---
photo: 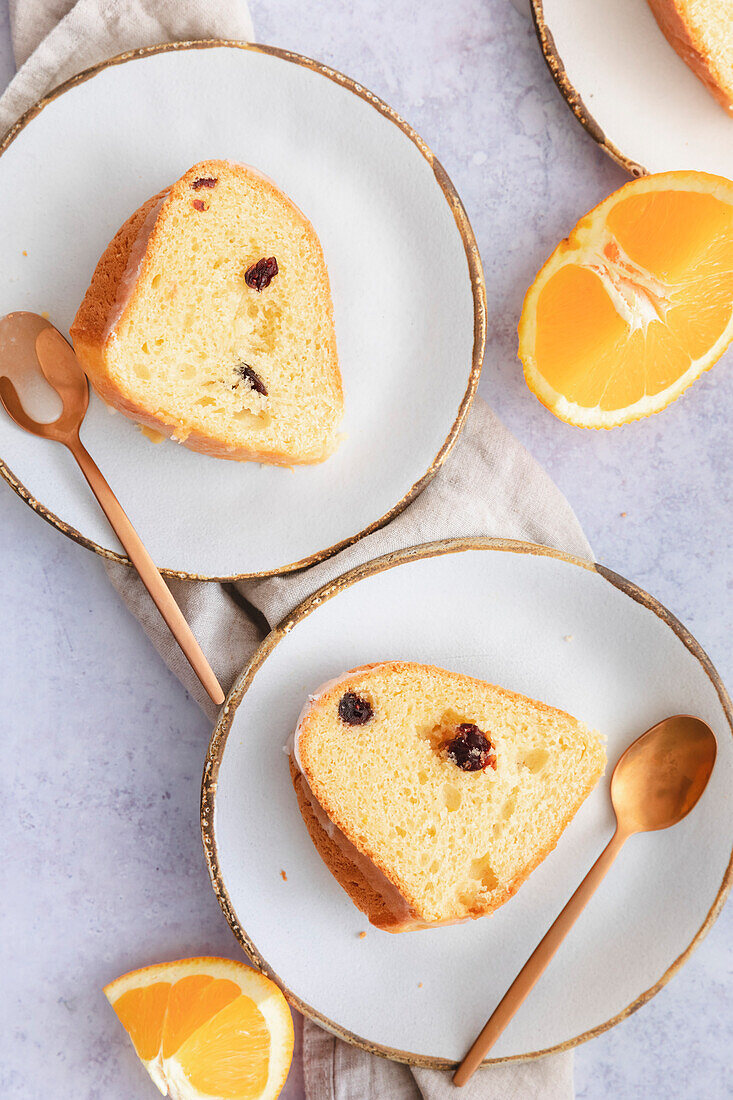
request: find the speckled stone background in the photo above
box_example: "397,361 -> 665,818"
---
0,2 -> 731,1098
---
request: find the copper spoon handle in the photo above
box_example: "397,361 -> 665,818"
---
453,826 -> 629,1086
67,434 -> 225,707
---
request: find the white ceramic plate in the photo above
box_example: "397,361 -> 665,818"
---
203,540 -> 732,1065
532,0 -> 733,177
0,43 -> 483,579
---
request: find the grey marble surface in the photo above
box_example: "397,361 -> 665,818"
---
1,2 -> 731,1098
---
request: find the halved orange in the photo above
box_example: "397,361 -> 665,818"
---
518,171 -> 733,427
104,958 -> 293,1100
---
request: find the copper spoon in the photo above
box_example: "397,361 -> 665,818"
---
454,714 -> 717,1086
0,312 -> 225,707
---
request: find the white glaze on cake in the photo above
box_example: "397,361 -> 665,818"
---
103,191 -> 169,343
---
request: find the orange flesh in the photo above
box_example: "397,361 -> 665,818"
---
175,994 -> 270,1098
533,190 -> 733,411
607,191 -> 733,282
162,975 -> 242,1058
113,982 -> 171,1061
111,974 -> 272,1098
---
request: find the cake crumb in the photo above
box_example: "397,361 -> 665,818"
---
280,870 -> 287,882
22,250 -> 27,257
564,634 -> 573,642
40,311 -> 50,320
620,511 -> 627,518
138,425 -> 166,444
358,931 -> 367,939
418,982 -> 423,989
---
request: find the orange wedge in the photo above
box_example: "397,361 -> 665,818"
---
105,958 -> 293,1100
518,171 -> 733,427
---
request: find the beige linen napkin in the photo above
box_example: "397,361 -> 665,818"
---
0,3 -> 586,1097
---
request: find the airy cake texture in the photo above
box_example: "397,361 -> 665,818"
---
647,0 -> 733,113
71,160 -> 343,464
290,662 -> 606,932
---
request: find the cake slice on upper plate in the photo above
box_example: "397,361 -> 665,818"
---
71,160 -> 343,465
290,661 -> 606,931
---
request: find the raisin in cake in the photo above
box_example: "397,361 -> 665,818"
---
289,662 -> 605,932
71,160 -> 343,465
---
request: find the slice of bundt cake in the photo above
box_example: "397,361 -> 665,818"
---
290,662 -> 605,932
71,160 -> 343,465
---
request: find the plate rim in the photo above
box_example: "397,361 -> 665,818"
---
530,0 -> 647,178
0,40 -> 486,582
201,535 -> 733,1066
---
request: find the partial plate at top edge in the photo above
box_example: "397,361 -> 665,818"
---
531,0 -> 733,179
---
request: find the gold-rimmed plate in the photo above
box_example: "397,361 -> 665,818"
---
0,42 -> 484,580
203,538 -> 732,1065
531,0 -> 733,178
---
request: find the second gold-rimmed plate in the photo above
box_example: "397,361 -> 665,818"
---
531,0 -> 733,177
203,539 -> 732,1065
0,42 -> 484,580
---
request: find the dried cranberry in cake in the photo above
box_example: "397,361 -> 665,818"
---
245,256 -> 279,290
192,199 -> 206,211
192,177 -> 218,189
338,691 -> 373,726
234,363 -> 267,395
445,723 -> 496,772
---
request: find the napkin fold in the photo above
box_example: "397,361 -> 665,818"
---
0,2 -> 588,1096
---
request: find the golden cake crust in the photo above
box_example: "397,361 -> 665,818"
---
70,161 -> 342,465
290,760 -> 408,932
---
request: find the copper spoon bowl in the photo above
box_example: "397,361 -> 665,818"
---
454,714 -> 717,1086
0,311 -> 224,706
